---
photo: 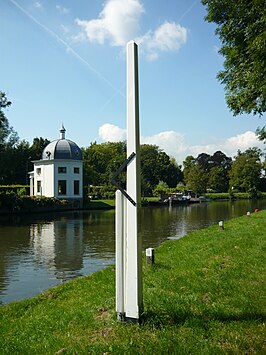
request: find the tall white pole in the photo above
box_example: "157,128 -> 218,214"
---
125,41 -> 143,321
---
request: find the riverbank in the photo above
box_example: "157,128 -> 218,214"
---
1,211 -> 265,354
1,193 -> 266,215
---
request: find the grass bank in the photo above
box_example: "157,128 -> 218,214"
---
205,192 -> 266,200
84,199 -> 115,210
1,211 -> 265,354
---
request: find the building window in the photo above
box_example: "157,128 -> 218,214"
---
74,180 -> 80,195
58,180 -> 67,195
36,168 -> 41,175
37,181 -> 41,193
74,167 -> 79,174
58,167 -> 67,173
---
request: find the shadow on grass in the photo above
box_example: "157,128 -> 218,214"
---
141,309 -> 266,328
144,262 -> 172,272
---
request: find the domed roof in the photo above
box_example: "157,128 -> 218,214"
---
42,125 -> 82,161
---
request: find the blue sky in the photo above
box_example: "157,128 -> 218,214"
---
1,0 -> 265,164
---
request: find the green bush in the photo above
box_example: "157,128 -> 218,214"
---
0,185 -> 30,195
0,194 -> 72,213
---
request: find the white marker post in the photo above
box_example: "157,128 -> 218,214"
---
115,41 -> 143,323
125,41 -> 143,322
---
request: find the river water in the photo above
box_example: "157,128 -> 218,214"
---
1,199 -> 265,304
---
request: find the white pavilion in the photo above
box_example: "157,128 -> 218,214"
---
29,125 -> 83,202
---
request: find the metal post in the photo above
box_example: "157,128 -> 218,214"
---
125,41 -> 143,322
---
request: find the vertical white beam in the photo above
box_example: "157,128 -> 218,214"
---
115,190 -> 125,320
125,41 -> 143,321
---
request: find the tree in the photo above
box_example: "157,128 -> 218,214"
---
183,155 -> 196,184
183,151 -> 232,193
140,144 -> 182,195
0,140 -> 31,184
196,153 -> 212,172
211,150 -> 232,171
202,0 -> 266,116
30,137 -> 51,160
207,151 -> 232,191
208,166 -> 229,192
152,181 -> 169,197
229,148 -> 262,196
0,91 -> 18,148
186,165 -> 208,195
82,141 -> 126,187
256,126 -> 266,144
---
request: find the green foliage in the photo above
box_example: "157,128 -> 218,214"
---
30,137 -> 51,160
0,91 -> 19,148
176,181 -> 186,192
208,166 -> 229,192
202,0 -> 266,116
205,192 -> 230,200
83,142 -> 182,197
186,165 -> 208,195
141,144 -> 182,195
0,191 -> 22,211
184,151 -> 233,194
0,193 -> 71,213
229,148 -> 262,196
183,155 -> 196,183
152,180 -> 169,197
0,185 -> 29,194
256,126 -> 266,144
83,141 -> 127,187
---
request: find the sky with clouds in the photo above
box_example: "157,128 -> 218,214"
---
1,0 -> 265,164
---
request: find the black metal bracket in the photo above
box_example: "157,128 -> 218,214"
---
110,152 -> 136,206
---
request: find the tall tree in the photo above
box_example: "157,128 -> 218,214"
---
82,141 -> 126,187
184,151 -> 232,193
183,155 -> 196,184
208,166 -> 229,192
186,165 -> 208,196
0,91 -> 18,148
229,148 -> 262,196
202,0 -> 266,116
211,150 -> 232,171
30,137 -> 51,160
196,153 -> 212,172
140,144 -> 181,195
256,126 -> 266,144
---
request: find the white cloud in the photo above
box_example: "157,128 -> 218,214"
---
137,22 -> 187,61
56,5 -> 70,15
223,131 -> 259,152
34,1 -> 42,9
99,123 -> 126,142
75,0 -> 187,60
75,0 -> 144,46
141,131 -> 187,159
98,124 -> 264,163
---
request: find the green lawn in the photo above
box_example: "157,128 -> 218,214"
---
0,211 -> 265,354
84,199 -> 116,209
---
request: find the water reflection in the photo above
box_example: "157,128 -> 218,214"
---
30,218 -> 84,280
0,210 -> 115,304
1,199 -> 266,304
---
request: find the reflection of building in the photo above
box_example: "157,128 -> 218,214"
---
29,125 -> 83,202
30,217 -> 84,279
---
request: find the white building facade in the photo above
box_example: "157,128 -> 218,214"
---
29,126 -> 83,202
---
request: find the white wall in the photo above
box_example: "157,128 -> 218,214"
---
53,160 -> 83,199
33,160 -> 83,199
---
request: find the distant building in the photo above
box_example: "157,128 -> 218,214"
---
29,125 -> 83,203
